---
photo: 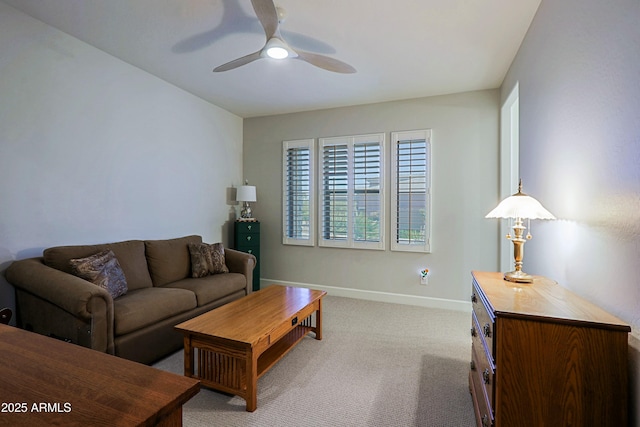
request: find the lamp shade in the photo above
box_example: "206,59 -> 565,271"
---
236,185 -> 257,203
486,180 -> 554,220
485,192 -> 555,220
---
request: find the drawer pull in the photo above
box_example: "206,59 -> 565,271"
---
483,368 -> 491,385
246,236 -> 252,241
247,249 -> 253,254
470,360 -> 476,371
482,414 -> 490,427
471,327 -> 477,337
247,225 -> 252,230
471,293 -> 477,303
483,323 -> 492,338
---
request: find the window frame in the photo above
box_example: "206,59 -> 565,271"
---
390,129 -> 432,253
318,133 -> 385,250
282,139 -> 316,246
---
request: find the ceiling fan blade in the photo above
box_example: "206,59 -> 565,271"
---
213,50 -> 262,72
251,0 -> 279,39
295,50 -> 356,74
281,30 -> 336,55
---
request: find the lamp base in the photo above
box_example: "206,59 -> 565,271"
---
240,202 -> 253,219
504,270 -> 534,283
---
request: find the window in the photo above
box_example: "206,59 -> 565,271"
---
319,134 -> 385,250
282,139 -> 315,246
391,130 -> 431,252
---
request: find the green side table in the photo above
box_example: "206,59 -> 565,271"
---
234,221 -> 260,291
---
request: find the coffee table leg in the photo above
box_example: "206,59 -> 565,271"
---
315,299 -> 323,341
246,349 -> 258,412
183,336 -> 194,377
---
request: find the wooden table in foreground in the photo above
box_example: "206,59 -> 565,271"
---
175,285 -> 326,412
0,324 -> 200,426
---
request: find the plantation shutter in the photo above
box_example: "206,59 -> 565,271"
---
391,130 -> 431,252
353,142 -> 381,243
283,139 -> 315,246
320,134 -> 385,250
321,142 -> 348,242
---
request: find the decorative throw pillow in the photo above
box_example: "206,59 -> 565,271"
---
188,243 -> 213,278
209,242 -> 229,274
69,250 -> 128,299
188,242 -> 229,278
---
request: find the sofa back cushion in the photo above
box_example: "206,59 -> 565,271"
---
145,235 -> 202,287
43,240 -> 153,291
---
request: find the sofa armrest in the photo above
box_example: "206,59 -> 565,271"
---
5,257 -> 115,353
225,248 -> 256,294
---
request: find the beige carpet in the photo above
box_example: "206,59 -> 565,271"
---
153,295 -> 476,427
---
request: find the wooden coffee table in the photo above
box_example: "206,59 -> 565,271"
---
175,285 -> 326,411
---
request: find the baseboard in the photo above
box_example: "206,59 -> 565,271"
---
260,278 -> 472,312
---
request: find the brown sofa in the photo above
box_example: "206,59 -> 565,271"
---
5,235 -> 256,364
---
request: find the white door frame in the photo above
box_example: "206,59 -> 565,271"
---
499,82 -> 520,272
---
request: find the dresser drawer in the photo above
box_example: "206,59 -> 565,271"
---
472,280 -> 495,361
236,232 -> 259,245
236,222 -> 260,234
470,344 -> 494,427
471,312 -> 494,412
242,246 -> 259,257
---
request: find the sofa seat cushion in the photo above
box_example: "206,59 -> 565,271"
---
43,240 -> 153,291
145,235 -> 202,287
113,287 -> 197,336
162,273 -> 246,307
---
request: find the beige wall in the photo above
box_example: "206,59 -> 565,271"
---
501,0 -> 640,423
0,3 -> 244,314
244,90 -> 500,308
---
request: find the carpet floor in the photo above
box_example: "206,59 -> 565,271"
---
153,295 -> 476,427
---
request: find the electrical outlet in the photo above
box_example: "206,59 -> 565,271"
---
420,269 -> 429,285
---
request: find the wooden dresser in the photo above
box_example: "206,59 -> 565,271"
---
234,220 -> 260,291
469,271 -> 630,427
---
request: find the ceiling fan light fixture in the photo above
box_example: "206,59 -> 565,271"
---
213,0 -> 354,73
267,46 -> 288,59
263,37 -> 290,59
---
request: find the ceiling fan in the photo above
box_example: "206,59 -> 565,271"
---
213,0 -> 356,74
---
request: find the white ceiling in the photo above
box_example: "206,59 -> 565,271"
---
3,0 -> 541,118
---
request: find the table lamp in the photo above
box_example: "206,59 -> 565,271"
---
236,181 -> 257,220
485,180 -> 555,283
